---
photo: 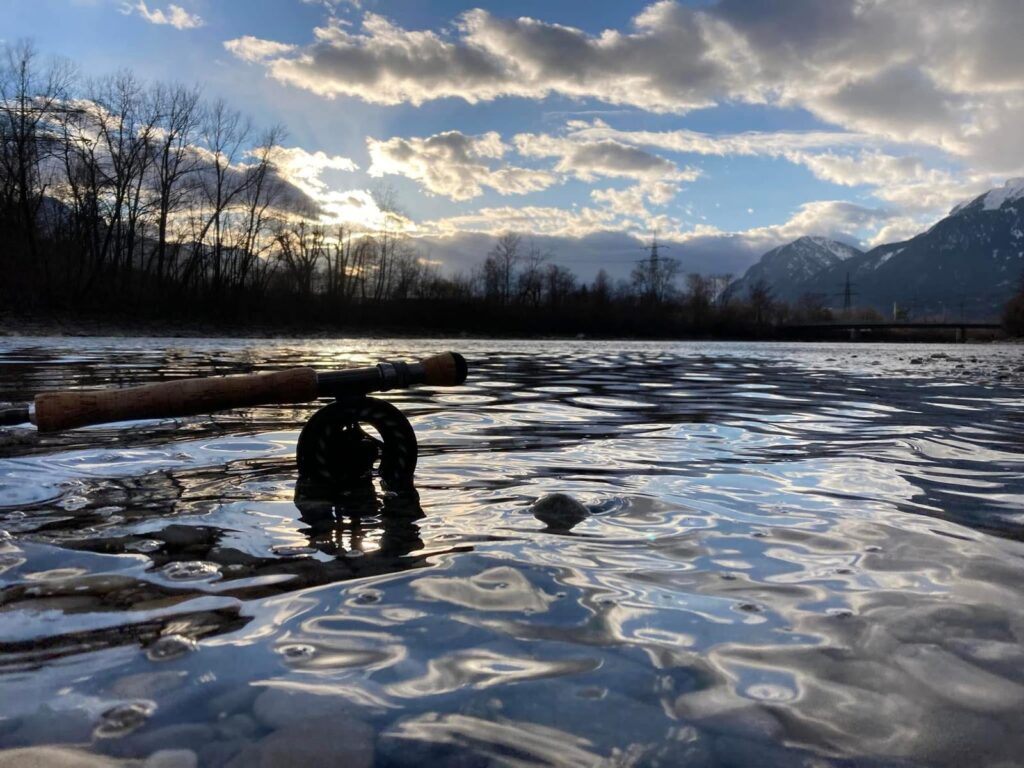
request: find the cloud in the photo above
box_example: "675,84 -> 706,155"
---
418,185 -> 685,242
259,145 -> 404,229
783,150 -> 1004,214
561,119 -> 875,158
266,146 -> 358,190
415,193 -> 902,280
590,182 -> 680,217
223,7 -> 730,110
123,1 -> 203,30
746,200 -> 898,247
513,133 -> 700,183
366,130 -> 557,201
223,37 -> 296,63
225,1 -> 1024,167
561,119 -> 1005,219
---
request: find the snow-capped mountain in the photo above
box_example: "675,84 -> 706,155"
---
797,180 -> 1024,319
723,236 -> 862,304
951,177 -> 1024,215
724,179 -> 1024,320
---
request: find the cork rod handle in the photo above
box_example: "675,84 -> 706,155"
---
420,352 -> 468,387
34,367 -> 319,433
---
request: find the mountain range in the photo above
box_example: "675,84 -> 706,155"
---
724,178 -> 1024,320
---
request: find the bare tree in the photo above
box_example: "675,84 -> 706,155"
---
276,220 -> 324,299
195,98 -> 252,295
90,73 -> 159,291
684,273 -> 714,327
149,82 -> 201,286
0,41 -> 74,296
543,263 -> 576,308
516,241 -> 546,307
747,278 -> 775,327
489,231 -> 521,306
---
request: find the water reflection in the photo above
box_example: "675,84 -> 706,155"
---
0,338 -> 1023,766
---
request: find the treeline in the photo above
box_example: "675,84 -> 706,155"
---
1004,277 -> 1024,337
2,42 -> 842,337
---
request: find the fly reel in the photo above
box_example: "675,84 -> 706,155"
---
296,396 -> 418,491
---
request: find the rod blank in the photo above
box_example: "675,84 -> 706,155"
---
8,352 -> 468,433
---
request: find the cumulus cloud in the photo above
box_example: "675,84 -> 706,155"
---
258,145 -> 404,229
590,182 -> 680,217
224,1 -> 1024,167
265,145 -> 357,198
223,37 -> 296,63
419,180 -> 685,239
783,150 -> 1003,214
513,133 -> 700,183
415,200 -> 898,282
366,130 -> 557,201
560,120 -> 1005,218
123,1 -> 203,30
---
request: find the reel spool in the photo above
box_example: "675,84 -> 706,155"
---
296,396 -> 417,491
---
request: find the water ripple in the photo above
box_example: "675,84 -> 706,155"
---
1,338 -> 1023,765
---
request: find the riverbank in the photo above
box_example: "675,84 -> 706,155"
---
1,311 -> 1016,343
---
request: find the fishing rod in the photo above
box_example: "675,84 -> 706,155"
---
0,352 -> 468,489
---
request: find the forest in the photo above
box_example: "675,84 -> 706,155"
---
5,42 -> 1016,338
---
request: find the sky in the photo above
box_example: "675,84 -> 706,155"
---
5,0 -> 1024,279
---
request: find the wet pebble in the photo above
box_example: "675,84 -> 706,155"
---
215,714 -> 259,741
199,739 -> 248,768
270,545 -> 316,557
206,686 -> 259,719
0,705 -> 94,748
0,747 -> 126,768
351,589 -> 382,605
252,688 -> 362,730
712,735 -> 800,768
225,716 -> 373,768
146,634 -> 198,662
531,493 -> 590,531
109,723 -> 212,759
142,749 -> 199,768
111,671 -> 187,700
276,643 -> 317,662
126,539 -> 163,554
94,700 -> 156,738
159,561 -> 220,581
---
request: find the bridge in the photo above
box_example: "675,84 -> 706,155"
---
782,321 -> 1003,342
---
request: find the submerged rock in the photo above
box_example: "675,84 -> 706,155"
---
142,751 -> 198,768
251,687 -> 362,731
94,700 -> 156,739
531,493 -> 590,531
0,705 -> 94,748
0,747 -> 125,768
145,634 -> 198,662
226,716 -> 373,768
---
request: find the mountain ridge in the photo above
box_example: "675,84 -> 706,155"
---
725,180 -> 1024,320
722,236 -> 862,305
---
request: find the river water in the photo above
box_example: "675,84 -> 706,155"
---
1,337 -> 1023,767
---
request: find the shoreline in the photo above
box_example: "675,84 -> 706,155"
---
1,312 -> 1015,344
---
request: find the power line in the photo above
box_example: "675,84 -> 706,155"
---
833,272 -> 858,310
